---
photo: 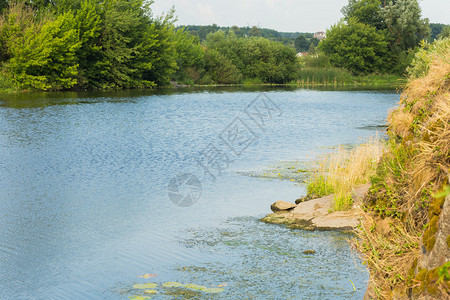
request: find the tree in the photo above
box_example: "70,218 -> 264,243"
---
205,31 -> 297,83
230,25 -> 242,37
204,49 -> 241,84
294,35 -> 308,52
342,0 -> 384,30
381,0 -> 430,51
308,42 -> 316,55
310,37 -> 320,47
438,26 -> 450,40
429,23 -> 448,41
172,27 -> 205,83
319,18 -> 389,74
140,13 -> 178,86
248,26 -> 261,37
1,2 -> 80,90
71,0 -> 103,88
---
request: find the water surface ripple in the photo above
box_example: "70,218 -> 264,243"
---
0,87 -> 399,299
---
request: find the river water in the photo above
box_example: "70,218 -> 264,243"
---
0,87 -> 399,299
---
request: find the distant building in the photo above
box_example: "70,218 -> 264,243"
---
296,52 -> 308,58
314,31 -> 326,40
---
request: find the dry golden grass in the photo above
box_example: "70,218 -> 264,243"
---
308,138 -> 386,210
411,94 -> 450,193
357,39 -> 450,299
390,41 -> 449,140
388,109 -> 415,139
386,40 -> 450,222
353,210 -> 421,299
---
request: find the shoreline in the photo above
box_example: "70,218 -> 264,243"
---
0,80 -> 404,95
260,184 -> 378,298
260,184 -> 370,233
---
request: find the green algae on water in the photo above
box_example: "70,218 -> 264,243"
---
132,283 -> 158,289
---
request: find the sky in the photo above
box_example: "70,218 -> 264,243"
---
151,0 -> 450,33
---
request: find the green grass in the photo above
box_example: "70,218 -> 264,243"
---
296,67 -> 405,87
297,67 -> 353,85
333,193 -> 353,211
241,77 -> 265,84
306,174 -> 335,197
306,139 -> 386,211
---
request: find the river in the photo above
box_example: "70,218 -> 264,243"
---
0,86 -> 399,299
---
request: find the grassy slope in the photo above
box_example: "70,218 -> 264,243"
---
356,38 -> 450,299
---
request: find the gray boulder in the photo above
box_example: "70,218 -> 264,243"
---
270,201 -> 296,212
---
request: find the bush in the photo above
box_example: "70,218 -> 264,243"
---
319,18 -> 389,74
204,49 -> 242,84
205,31 -> 298,83
406,38 -> 450,79
0,2 -> 80,90
300,53 -> 331,68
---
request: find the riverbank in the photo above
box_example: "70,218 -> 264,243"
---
261,184 -> 370,232
353,38 -> 450,299
261,38 -> 449,299
0,74 -> 405,95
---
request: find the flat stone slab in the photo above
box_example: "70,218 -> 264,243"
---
261,184 -> 370,231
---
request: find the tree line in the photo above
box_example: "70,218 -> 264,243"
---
0,0 -> 302,90
183,24 -> 314,47
0,0 -> 448,91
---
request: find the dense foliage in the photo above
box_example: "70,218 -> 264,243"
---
321,0 -> 431,75
0,0 -> 448,91
429,23 -> 449,41
0,0 -> 300,91
0,0 -> 181,90
320,18 -> 389,74
204,31 -> 298,84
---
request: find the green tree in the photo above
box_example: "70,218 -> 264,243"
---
381,0 -> 430,51
438,26 -> 450,39
248,26 -> 261,37
1,1 -> 80,90
319,18 -> 389,74
308,42 -> 316,54
204,49 -> 241,84
71,0 -> 103,88
172,27 -> 205,83
310,37 -> 320,47
230,25 -> 242,37
75,0 -> 177,88
205,31 -> 297,83
294,35 -> 308,52
95,0 -> 153,88
140,12 -> 178,86
342,0 -> 384,30
429,23 -> 448,41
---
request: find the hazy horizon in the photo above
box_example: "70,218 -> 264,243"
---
152,0 -> 450,33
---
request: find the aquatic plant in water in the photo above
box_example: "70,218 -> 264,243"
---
125,280 -> 225,298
